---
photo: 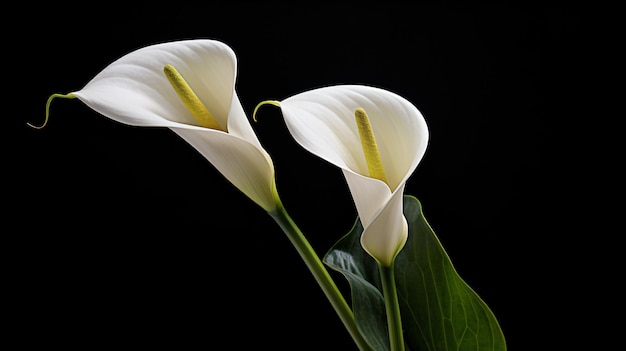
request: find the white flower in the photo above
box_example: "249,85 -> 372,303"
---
60,39 -> 279,212
269,85 -> 429,265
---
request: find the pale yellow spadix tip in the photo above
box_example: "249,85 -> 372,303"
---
163,64 -> 222,130
355,107 -> 388,184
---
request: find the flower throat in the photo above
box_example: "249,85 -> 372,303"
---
355,107 -> 388,184
163,64 -> 223,130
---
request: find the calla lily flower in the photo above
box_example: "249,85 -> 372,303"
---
266,85 -> 429,266
46,39 -> 279,212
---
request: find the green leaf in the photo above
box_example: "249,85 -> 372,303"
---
324,195 -> 506,351
324,217 -> 390,351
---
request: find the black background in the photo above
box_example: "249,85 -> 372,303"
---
9,3 -> 595,350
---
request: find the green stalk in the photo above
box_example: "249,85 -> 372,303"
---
269,200 -> 373,351
378,262 -> 405,351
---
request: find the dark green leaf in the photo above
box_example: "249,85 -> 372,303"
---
324,195 -> 506,351
324,218 -> 389,351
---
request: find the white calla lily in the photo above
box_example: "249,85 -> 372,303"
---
48,39 -> 279,212
270,85 -> 429,266
38,41 -> 373,348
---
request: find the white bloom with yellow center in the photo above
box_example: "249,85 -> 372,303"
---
46,39 -> 279,212
269,85 -> 429,266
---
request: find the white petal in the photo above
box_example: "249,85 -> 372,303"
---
72,39 -> 237,129
360,188 -> 408,266
345,169 -> 408,266
342,169 -> 391,228
171,127 -> 277,212
227,92 -> 265,150
278,85 -> 429,192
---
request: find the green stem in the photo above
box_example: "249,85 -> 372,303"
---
378,262 -> 405,351
269,200 -> 373,351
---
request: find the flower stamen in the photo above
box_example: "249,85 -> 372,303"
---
355,107 -> 388,184
163,64 -> 223,130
